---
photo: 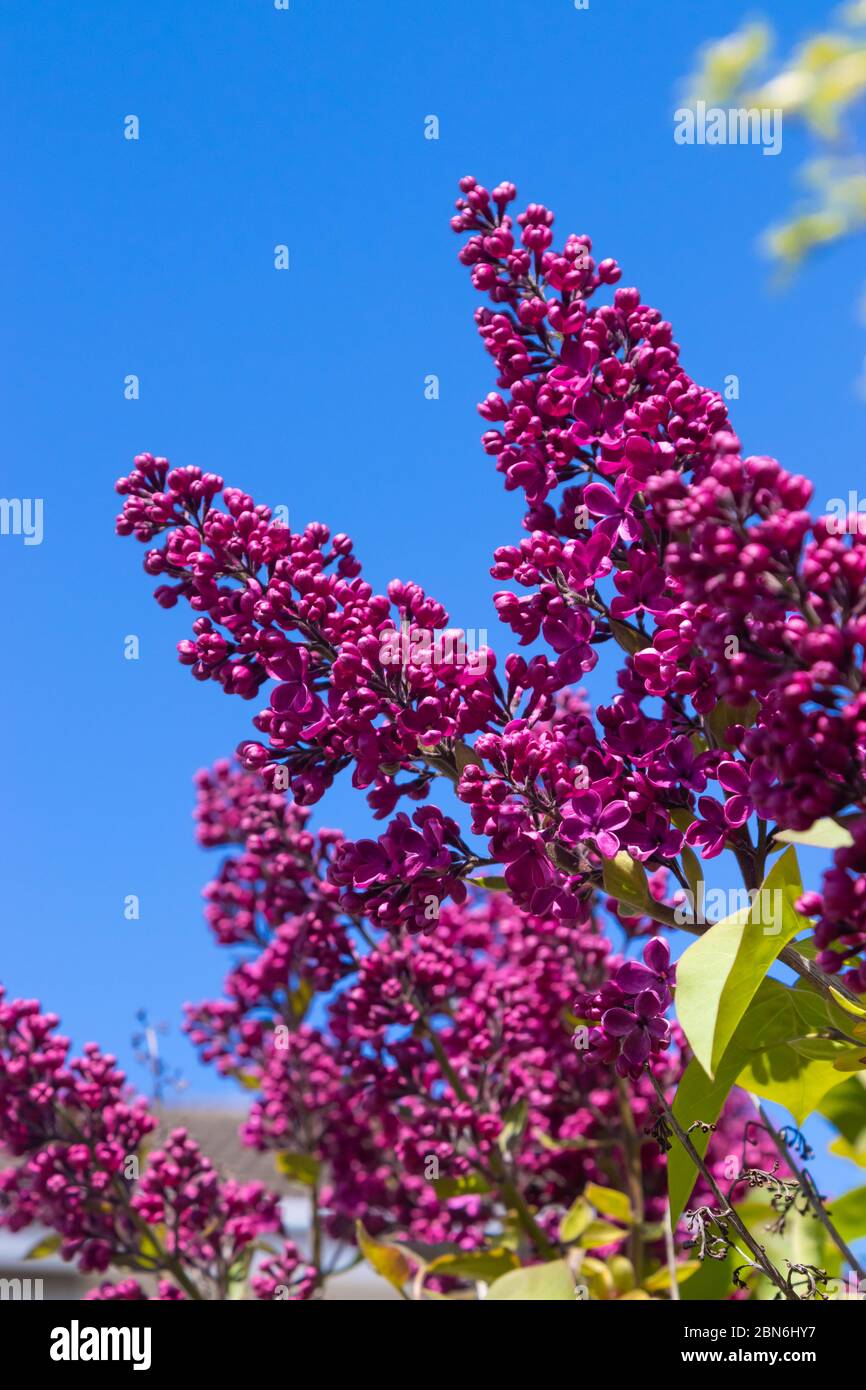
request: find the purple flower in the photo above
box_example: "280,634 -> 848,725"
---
646,734 -> 711,793
717,761 -> 752,827
610,549 -> 671,618
560,790 -> 631,859
502,830 -> 558,902
541,607 -> 595,683
685,797 -> 729,859
268,646 -> 317,717
602,990 -> 669,1069
584,477 -> 642,544
615,937 -> 674,1005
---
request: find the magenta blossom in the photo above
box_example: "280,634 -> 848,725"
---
560,790 -> 630,859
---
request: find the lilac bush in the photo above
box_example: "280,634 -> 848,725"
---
3,176 -> 866,1300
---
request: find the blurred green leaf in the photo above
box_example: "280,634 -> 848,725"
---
485,1259 -> 574,1301
583,1183 -> 633,1225
356,1221 -> 410,1292
433,1173 -> 492,1199
275,1152 -> 320,1186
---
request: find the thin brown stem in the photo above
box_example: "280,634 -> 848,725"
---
756,1102 -> 866,1284
647,1070 -> 796,1300
614,1075 -> 646,1282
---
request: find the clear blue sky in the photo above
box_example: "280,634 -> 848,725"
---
2,0 -> 865,1192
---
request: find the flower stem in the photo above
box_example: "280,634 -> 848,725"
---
646,1069 -> 797,1300
756,1102 -> 866,1284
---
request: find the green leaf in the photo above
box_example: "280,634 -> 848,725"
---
705,697 -> 759,750
485,1259 -> 574,1301
669,978 -> 814,1225
25,1233 -> 62,1260
828,986 -> 866,1020
433,1173 -> 492,1199
642,1260 -> 700,1292
608,1255 -> 636,1292
454,739 -> 484,772
825,1185 -> 866,1244
610,619 -> 652,655
820,1074 -> 866,1142
498,1099 -> 529,1155
559,1196 -> 593,1243
787,1036 -> 848,1060
829,1135 -> 866,1168
467,875 -> 508,891
669,1050 -> 751,1229
833,1048 -> 866,1072
737,1036 -> 853,1123
670,973 -> 856,1223
274,1152 -> 321,1185
136,1228 -> 166,1264
536,1130 -> 603,1152
602,851 -> 650,911
576,1220 -> 629,1248
356,1221 -> 411,1292
426,1248 -> 520,1282
676,847 -> 809,1078
773,819 -> 854,850
289,977 -> 314,1021
583,1183 -> 633,1225
679,1246 -> 740,1301
680,844 -> 704,908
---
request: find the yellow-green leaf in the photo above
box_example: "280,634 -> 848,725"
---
829,985 -> 866,1020
670,978 -> 815,1224
433,1173 -> 492,1199
426,1248 -> 519,1282
676,847 -> 809,1078
610,620 -> 652,655
485,1259 -> 574,1301
643,1260 -> 700,1292
820,1074 -> 866,1143
829,1135 -> 866,1168
583,1183 -> 633,1225
680,844 -> 704,908
274,1152 -> 320,1185
559,1196 -> 593,1243
356,1221 -> 411,1292
25,1233 -> 62,1260
705,698 -> 759,750
454,739 -> 484,772
773,818 -> 853,850
824,1185 -> 866,1243
289,977 -> 314,1021
576,1219 -> 629,1248
602,851 -> 650,911
738,1039 -> 855,1123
